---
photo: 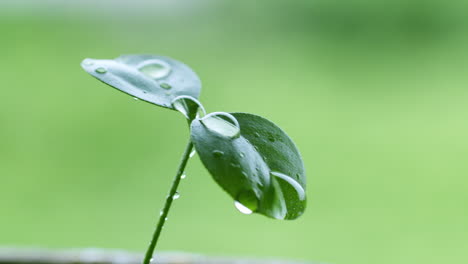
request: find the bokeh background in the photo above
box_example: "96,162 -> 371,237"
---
1,1 -> 468,263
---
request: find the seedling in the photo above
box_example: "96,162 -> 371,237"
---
81,55 -> 307,263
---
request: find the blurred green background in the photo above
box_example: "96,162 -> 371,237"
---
1,1 -> 468,263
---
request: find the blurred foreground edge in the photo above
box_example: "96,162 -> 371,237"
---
0,248 -> 320,264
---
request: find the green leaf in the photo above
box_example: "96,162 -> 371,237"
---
80,55 -> 201,109
190,112 -> 306,220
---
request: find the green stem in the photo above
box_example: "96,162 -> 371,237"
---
142,139 -> 194,264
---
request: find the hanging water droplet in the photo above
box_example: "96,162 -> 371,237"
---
181,174 -> 187,179
171,96 -> 206,120
189,150 -> 196,158
173,192 -> 180,199
160,83 -> 172,89
95,67 -> 107,74
138,59 -> 171,80
165,217 -> 168,221
212,150 -> 224,158
150,258 -> 154,263
235,190 -> 258,214
159,210 -> 163,216
234,201 -> 253,215
200,112 -> 240,139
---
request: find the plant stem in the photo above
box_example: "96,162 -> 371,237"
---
142,139 -> 194,264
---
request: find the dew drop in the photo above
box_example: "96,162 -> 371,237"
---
138,60 -> 171,80
254,132 -> 260,138
95,67 -> 107,74
159,210 -> 163,216
133,97 -> 139,101
270,171 -> 306,201
150,258 -> 154,263
173,192 -> 180,199
165,217 -> 168,221
234,201 -> 253,215
212,150 -> 224,158
234,190 -> 258,215
200,113 -> 240,139
239,152 -> 245,158
160,83 -> 172,89
230,163 -> 241,168
82,59 -> 94,66
189,150 -> 196,158
181,174 -> 187,179
171,96 -> 206,120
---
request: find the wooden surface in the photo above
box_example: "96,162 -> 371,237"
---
0,248 -> 316,264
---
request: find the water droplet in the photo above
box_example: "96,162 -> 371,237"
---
239,152 -> 245,158
234,190 -> 258,215
270,171 -> 306,201
181,174 -> 187,179
133,97 -> 139,101
189,150 -> 196,158
82,59 -> 94,66
150,258 -> 154,263
160,83 -> 172,89
171,96 -> 206,120
95,67 -> 107,74
159,210 -> 163,216
138,59 -> 171,80
173,192 -> 180,199
254,132 -> 260,138
165,217 -> 168,221
241,171 -> 248,177
212,150 -> 224,158
200,112 -> 240,139
234,201 -> 253,215
230,163 -> 241,168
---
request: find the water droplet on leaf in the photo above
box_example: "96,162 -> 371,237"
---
138,60 -> 171,80
160,83 -> 172,89
200,113 -> 240,139
95,67 -> 107,74
171,96 -> 206,120
82,59 -> 94,66
270,171 -> 306,201
212,150 -> 224,158
173,192 -> 180,199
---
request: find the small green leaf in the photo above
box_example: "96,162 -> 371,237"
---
81,55 -> 201,109
190,112 -> 306,220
